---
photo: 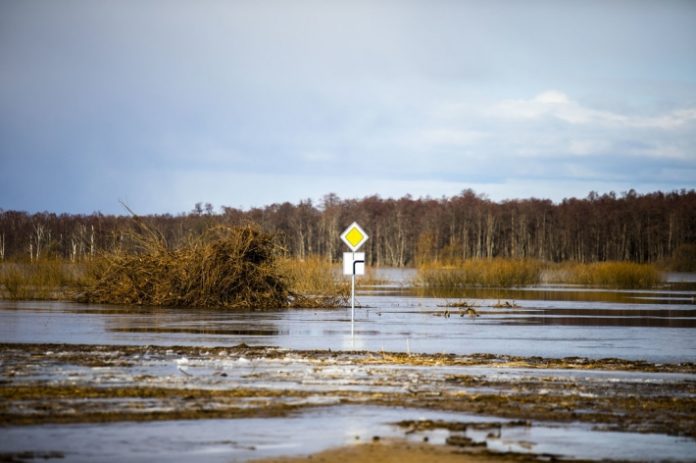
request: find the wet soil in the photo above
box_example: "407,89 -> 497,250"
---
2,343 -> 694,438
249,439 -> 551,463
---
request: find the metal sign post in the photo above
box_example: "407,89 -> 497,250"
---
340,222 -> 368,343
351,251 -> 355,337
343,251 -> 365,336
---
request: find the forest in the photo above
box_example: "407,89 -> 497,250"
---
1,189 -> 695,268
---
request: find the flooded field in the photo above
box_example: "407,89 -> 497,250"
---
2,286 -> 694,362
1,276 -> 695,462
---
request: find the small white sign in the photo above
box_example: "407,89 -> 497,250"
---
343,252 -> 365,276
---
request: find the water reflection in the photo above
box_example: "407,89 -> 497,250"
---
109,327 -> 283,336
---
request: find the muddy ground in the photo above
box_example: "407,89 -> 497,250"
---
249,439 -> 551,463
1,343 -> 694,440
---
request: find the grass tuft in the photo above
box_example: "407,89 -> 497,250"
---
418,259 -> 543,289
555,261 -> 662,289
0,260 -> 87,300
277,256 -> 349,308
419,259 -> 663,290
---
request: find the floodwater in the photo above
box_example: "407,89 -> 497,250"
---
1,272 -> 695,462
1,284 -> 695,362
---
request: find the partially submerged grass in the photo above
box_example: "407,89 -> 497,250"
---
550,261 -> 663,289
277,256 -> 349,307
418,259 -> 543,289
418,258 -> 663,290
0,260 -> 88,300
360,266 -> 390,286
0,251 -> 667,306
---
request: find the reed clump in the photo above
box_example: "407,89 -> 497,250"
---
559,261 -> 662,289
277,256 -> 349,308
0,260 -> 88,300
418,259 -> 544,289
419,259 -> 662,290
81,225 -> 293,309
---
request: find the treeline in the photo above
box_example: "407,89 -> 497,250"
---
1,189 -> 695,267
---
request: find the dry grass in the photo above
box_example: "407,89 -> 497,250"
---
277,256 -> 349,308
418,259 -> 663,290
552,261 -> 662,289
418,259 -> 544,289
0,260 -> 88,300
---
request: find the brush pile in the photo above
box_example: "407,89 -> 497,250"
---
82,225 -> 294,309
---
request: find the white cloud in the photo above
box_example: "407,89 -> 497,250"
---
490,91 -> 696,130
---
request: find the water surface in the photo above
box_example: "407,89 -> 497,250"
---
1,285 -> 695,362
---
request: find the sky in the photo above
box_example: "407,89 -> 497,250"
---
1,0 -> 695,215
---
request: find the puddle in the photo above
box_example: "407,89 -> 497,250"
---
1,405 -> 694,462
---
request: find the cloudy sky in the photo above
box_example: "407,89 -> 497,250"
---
1,0 -> 695,214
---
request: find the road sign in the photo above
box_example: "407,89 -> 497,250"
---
340,222 -> 369,342
340,222 -> 369,252
343,252 -> 365,276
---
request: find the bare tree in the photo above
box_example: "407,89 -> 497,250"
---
0,190 -> 693,265
33,223 -> 45,261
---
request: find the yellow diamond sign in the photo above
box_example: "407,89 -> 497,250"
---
345,228 -> 364,247
340,222 -> 368,252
